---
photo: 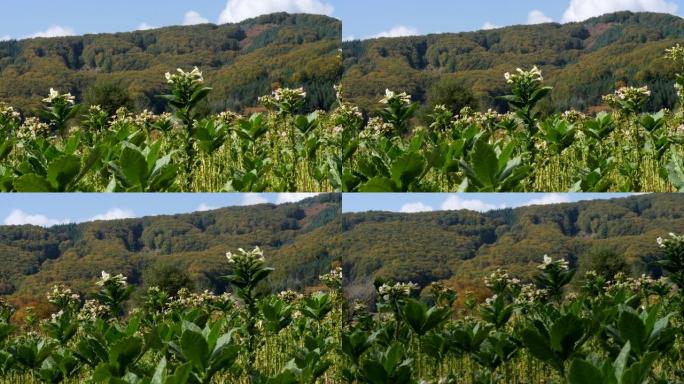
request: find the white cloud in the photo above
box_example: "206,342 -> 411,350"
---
562,0 -> 678,22
441,195 -> 505,212
400,202 -> 434,213
0,36 -> 10,41
520,193 -> 572,207
184,10 -> 209,25
196,203 -> 218,212
343,35 -> 356,41
481,22 -> 500,30
28,25 -> 76,39
276,193 -> 320,204
370,25 -> 419,39
4,210 -> 70,227
528,10 -> 554,24
241,193 -> 270,206
219,0 -> 334,24
89,208 -> 135,222
137,23 -> 155,31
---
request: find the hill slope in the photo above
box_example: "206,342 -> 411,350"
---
0,194 -> 342,301
342,11 -> 684,113
0,13 -> 341,114
341,194 -> 684,301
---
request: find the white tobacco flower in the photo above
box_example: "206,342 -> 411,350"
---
226,246 -> 265,266
379,89 -> 411,105
485,295 -> 498,305
96,271 -> 127,288
42,88 -> 60,103
539,255 -> 553,270
42,88 -> 75,104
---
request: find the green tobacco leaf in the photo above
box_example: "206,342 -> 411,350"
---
359,177 -> 397,192
618,311 -> 645,356
120,146 -> 148,187
521,328 -> 561,372
109,336 -> 142,375
13,174 -> 53,192
464,140 -> 498,188
402,299 -> 428,335
667,151 -> 684,191
46,154 -> 81,191
181,330 -> 209,371
390,152 -> 426,191
567,359 -> 604,384
549,314 -> 585,355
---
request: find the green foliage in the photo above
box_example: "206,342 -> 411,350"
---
423,77 -> 478,119
583,247 -> 630,280
82,81 -> 133,116
144,262 -> 195,295
459,140 -> 529,192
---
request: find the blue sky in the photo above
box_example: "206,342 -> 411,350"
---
343,193 -> 640,213
1,1 -> 682,41
0,193 -> 319,227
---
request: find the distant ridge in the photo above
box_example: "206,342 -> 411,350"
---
342,11 -> 684,113
340,194 -> 684,302
0,13 -> 341,114
0,194 -> 342,304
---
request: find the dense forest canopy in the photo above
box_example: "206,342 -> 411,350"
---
342,11 -> 684,114
0,194 -> 342,308
341,194 -> 684,302
0,13 -> 342,114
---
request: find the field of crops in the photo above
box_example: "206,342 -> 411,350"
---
339,45 -> 684,193
0,68 -> 342,193
0,248 -> 343,383
3,46 -> 684,193
341,233 -> 684,384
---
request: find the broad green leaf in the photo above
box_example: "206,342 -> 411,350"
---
14,174 -> 52,192
567,359 -> 604,384
181,330 -> 209,371
119,146 -> 148,187
46,154 -> 81,190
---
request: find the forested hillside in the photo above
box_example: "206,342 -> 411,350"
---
0,194 -> 342,308
342,11 -> 684,113
0,13 -> 341,114
341,194 -> 684,302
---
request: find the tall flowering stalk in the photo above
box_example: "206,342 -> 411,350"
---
160,67 -> 212,190
666,44 -> 684,106
534,255 -> 575,303
41,88 -> 79,136
161,67 -> 211,127
0,103 -> 21,138
501,66 -> 552,139
658,233 -> 684,289
93,271 -> 133,319
221,247 -> 274,374
378,89 -> 419,134
260,87 -> 308,191
603,86 -> 651,116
